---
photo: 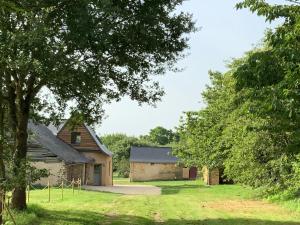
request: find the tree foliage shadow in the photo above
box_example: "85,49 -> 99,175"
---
16,205 -> 300,225
158,184 -> 210,195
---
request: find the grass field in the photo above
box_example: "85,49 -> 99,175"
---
6,178 -> 300,225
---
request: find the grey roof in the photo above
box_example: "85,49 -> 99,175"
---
84,124 -> 113,156
47,121 -> 67,136
48,121 -> 112,156
130,147 -> 178,164
28,122 -> 91,164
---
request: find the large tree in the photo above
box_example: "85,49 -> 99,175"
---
141,126 -> 178,145
175,71 -> 236,169
176,0 -> 300,196
0,0 -> 195,210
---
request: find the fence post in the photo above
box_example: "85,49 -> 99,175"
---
77,178 -> 80,194
62,180 -> 64,200
27,184 -> 30,203
72,178 -> 75,196
48,180 -> 50,203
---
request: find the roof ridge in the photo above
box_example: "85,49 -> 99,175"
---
83,124 -> 113,156
28,121 -> 91,164
130,146 -> 178,164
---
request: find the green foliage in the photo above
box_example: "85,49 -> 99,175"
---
117,158 -> 130,178
141,126 -> 179,146
101,125 -> 177,176
3,159 -> 48,191
0,0 -> 196,124
0,0 -> 195,209
177,66 -> 300,196
236,0 -> 300,22
101,133 -> 154,176
175,71 -> 236,169
176,0 -> 300,197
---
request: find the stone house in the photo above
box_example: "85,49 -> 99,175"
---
129,146 -> 197,182
28,120 -> 113,186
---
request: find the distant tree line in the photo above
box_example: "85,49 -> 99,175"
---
101,126 -> 178,177
175,0 -> 300,198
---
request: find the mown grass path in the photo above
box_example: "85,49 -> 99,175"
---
10,179 -> 300,225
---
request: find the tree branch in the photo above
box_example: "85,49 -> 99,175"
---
286,0 -> 300,5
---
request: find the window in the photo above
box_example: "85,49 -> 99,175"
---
71,132 -> 81,145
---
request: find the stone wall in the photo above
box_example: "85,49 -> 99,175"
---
130,162 -> 184,181
31,161 -> 66,186
57,123 -> 113,186
83,152 -> 113,186
65,164 -> 85,182
31,154 -> 113,186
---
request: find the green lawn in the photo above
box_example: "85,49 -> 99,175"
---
6,179 -> 300,225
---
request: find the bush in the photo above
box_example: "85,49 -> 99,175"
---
117,158 -> 130,178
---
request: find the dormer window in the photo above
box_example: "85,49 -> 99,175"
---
71,132 -> 81,145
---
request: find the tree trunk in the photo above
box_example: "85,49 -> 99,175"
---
0,132 -> 4,224
0,193 -> 3,225
0,133 -> 4,224
5,74 -> 38,211
11,115 -> 28,210
0,80 -> 6,224
12,186 -> 26,210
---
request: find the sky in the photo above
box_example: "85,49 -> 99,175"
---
96,0 -> 283,136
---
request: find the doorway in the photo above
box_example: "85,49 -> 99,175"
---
93,164 -> 102,186
189,167 -> 197,180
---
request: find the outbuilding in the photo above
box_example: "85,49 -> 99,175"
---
28,120 -> 113,186
129,146 -> 197,182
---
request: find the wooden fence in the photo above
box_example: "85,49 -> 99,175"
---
27,178 -> 82,203
0,178 -> 82,224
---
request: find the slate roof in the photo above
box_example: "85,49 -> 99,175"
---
28,122 -> 91,164
84,124 -> 113,156
48,121 -> 112,156
47,122 -> 66,136
130,146 -> 178,164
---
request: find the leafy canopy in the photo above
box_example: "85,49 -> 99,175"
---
0,0 -> 195,210
0,0 -> 196,123
175,0 -> 300,197
141,126 -> 179,146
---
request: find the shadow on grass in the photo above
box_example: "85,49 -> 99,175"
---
158,184 -> 209,195
16,205 -> 299,225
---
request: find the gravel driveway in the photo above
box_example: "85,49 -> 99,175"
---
82,184 -> 161,195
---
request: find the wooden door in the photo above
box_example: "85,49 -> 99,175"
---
189,167 -> 197,180
93,164 -> 102,186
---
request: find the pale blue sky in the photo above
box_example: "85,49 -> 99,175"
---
97,0 -> 283,136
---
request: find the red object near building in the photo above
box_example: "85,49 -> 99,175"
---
189,167 -> 197,180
